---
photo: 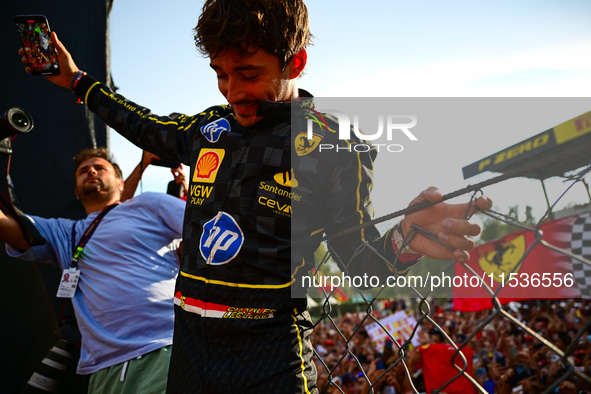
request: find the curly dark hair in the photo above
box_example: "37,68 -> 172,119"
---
73,147 -> 123,180
194,0 -> 312,70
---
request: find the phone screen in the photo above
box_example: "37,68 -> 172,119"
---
493,351 -> 506,367
15,15 -> 60,75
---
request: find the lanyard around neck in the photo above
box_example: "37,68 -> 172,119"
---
70,202 -> 119,271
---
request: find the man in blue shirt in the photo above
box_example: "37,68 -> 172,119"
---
0,147 -> 185,393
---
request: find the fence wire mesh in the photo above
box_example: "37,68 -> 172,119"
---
308,164 -> 591,394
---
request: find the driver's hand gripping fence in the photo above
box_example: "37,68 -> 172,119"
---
310,165 -> 591,393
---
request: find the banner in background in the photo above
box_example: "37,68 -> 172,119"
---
454,211 -> 591,311
366,310 -> 420,353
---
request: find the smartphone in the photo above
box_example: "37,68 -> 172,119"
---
14,15 -> 60,75
493,351 -> 506,367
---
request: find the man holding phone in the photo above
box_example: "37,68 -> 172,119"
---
19,1 -> 492,392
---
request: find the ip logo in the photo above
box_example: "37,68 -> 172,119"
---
200,212 -> 244,265
201,118 -> 230,143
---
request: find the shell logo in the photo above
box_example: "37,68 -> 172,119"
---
193,149 -> 226,183
198,153 -> 219,177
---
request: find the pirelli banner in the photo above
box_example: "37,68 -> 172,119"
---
463,110 -> 591,180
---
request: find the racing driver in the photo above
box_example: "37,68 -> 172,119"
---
20,0 -> 492,392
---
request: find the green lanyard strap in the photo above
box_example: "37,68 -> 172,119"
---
70,203 -> 119,271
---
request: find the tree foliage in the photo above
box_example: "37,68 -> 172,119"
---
479,205 -> 536,243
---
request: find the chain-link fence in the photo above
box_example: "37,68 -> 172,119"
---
308,163 -> 591,393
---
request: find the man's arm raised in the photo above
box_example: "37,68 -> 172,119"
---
121,151 -> 160,202
0,210 -> 31,252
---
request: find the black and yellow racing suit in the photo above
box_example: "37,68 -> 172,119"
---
74,76 -> 419,393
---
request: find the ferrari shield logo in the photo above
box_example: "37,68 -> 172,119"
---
478,234 -> 526,284
295,132 -> 322,156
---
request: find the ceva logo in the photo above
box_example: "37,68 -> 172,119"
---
200,212 -> 244,265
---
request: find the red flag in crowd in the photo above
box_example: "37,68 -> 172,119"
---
418,343 -> 475,394
453,212 -> 591,312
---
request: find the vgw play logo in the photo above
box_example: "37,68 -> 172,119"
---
307,110 -> 418,153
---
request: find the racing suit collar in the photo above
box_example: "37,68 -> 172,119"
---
256,89 -> 314,119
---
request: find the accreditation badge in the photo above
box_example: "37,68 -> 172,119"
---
56,268 -> 80,298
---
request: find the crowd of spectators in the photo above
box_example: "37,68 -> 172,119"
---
311,298 -> 591,393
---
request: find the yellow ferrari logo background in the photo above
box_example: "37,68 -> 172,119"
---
478,235 -> 526,284
295,132 -> 322,156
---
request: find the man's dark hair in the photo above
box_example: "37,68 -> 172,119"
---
195,0 -> 312,70
73,147 -> 123,180
429,328 -> 445,342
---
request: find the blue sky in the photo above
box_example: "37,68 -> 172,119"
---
108,0 -> 591,222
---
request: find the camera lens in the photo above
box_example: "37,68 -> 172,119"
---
23,339 -> 76,393
0,107 -> 34,139
11,112 -> 29,129
7,108 -> 33,133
